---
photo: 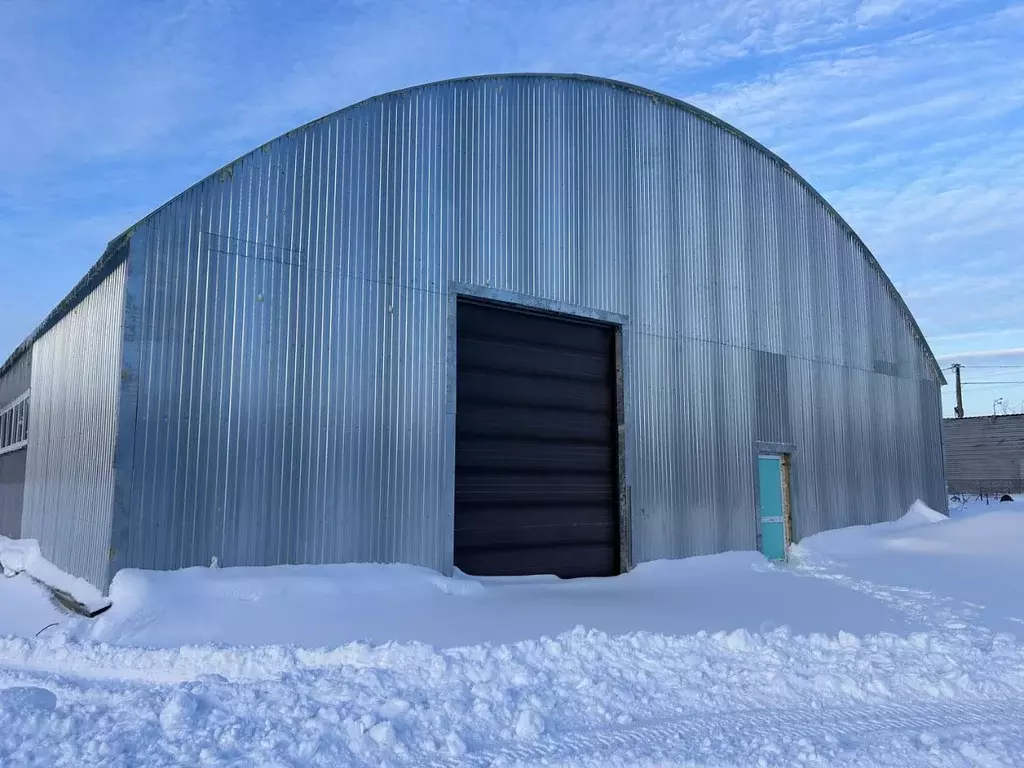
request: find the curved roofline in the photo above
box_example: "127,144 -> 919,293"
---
1,72 -> 944,384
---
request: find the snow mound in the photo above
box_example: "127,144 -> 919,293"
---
898,499 -> 947,525
85,562 -> 486,648
4,495 -> 1024,651
0,536 -> 109,616
2,493 -> 1024,764
793,499 -> 950,561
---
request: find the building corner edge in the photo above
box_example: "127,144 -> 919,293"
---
107,231 -> 146,591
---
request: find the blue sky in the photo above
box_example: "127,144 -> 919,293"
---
1,0 -> 1021,416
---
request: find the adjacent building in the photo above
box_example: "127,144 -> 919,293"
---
0,74 -> 948,591
943,414 -> 1024,496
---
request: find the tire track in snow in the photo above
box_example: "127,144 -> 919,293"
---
432,696 -> 1024,767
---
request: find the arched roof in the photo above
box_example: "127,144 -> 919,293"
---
1,73 -> 944,384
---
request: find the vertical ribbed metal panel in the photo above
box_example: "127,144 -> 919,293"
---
117,75 -> 945,575
943,415 -> 1024,494
0,448 -> 26,539
22,263 -> 125,589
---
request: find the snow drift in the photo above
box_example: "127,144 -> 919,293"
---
0,497 -> 1023,765
0,536 -> 109,616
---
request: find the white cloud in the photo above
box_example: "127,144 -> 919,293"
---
0,0 -> 989,188
565,0 -> 976,77
931,329 -> 1024,344
936,348 -> 1024,362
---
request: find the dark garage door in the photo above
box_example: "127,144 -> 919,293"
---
454,299 -> 620,578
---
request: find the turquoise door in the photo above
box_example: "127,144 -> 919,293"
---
757,455 -> 787,561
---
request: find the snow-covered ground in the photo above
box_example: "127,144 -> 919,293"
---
2,496 -> 1023,766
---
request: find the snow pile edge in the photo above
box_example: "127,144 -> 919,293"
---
0,536 -> 109,617
899,499 -> 947,525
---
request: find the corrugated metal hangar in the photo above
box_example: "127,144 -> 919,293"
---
0,74 -> 948,591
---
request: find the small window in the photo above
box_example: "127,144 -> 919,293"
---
0,391 -> 29,455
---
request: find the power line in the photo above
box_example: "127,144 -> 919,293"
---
938,364 -> 1024,370
937,364 -> 1019,370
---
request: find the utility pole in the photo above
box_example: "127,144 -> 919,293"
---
952,363 -> 964,418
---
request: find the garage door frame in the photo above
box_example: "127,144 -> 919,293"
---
444,282 -> 632,576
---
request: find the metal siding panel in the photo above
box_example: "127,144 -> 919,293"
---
943,414 -> 1024,495
718,344 -> 756,551
0,449 -> 26,538
786,358 -> 818,541
848,246 -> 873,373
918,379 -> 949,510
755,351 -> 791,445
114,75 -> 944,576
782,175 -> 816,362
21,263 -> 125,589
629,331 -> 675,562
870,373 -> 898,520
847,367 -> 875,527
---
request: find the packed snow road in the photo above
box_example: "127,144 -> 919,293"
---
3,624 -> 1024,766
2,497 -> 1023,766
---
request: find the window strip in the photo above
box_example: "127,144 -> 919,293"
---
0,390 -> 30,455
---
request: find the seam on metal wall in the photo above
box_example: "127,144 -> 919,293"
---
161,249 -> 932,386
208,196 -> 930,383
630,327 -> 929,383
